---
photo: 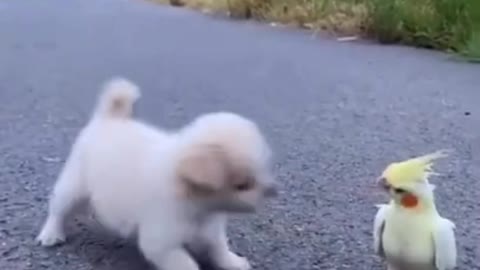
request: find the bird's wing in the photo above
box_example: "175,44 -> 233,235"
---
433,217 -> 457,270
373,204 -> 390,257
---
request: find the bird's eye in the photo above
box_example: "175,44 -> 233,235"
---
393,188 -> 406,194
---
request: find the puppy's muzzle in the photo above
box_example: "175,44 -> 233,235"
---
262,184 -> 278,198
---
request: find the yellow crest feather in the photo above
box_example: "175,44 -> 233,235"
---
381,150 -> 450,187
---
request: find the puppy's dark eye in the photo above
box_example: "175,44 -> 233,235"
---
235,182 -> 251,191
393,188 -> 406,194
234,177 -> 255,191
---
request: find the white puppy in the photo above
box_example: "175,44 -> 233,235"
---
36,78 -> 277,270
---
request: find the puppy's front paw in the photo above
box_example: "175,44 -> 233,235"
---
217,252 -> 251,270
36,221 -> 66,247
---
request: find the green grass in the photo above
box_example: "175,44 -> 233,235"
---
365,0 -> 479,56
159,0 -> 480,60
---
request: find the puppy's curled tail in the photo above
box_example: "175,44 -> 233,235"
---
94,77 -> 141,119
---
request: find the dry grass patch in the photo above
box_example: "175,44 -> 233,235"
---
162,0 -> 369,35
154,0 -> 480,60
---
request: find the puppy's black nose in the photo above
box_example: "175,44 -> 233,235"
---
263,184 -> 278,197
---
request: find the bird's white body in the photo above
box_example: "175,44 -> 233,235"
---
374,202 -> 457,270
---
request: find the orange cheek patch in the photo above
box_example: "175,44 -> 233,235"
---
401,194 -> 419,208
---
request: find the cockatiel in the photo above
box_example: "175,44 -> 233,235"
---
373,150 -> 457,270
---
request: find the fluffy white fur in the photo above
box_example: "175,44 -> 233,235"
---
36,77 -> 277,270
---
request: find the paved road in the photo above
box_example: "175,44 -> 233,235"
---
1,0 -> 479,269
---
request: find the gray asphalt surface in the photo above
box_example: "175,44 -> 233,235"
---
1,0 -> 479,269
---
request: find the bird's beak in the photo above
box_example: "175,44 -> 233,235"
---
376,177 -> 389,192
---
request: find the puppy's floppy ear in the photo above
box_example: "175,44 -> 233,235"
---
177,144 -> 229,195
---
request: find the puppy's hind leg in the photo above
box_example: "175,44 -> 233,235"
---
196,215 -> 251,270
37,149 -> 87,247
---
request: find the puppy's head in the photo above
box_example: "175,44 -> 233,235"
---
175,112 -> 277,213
